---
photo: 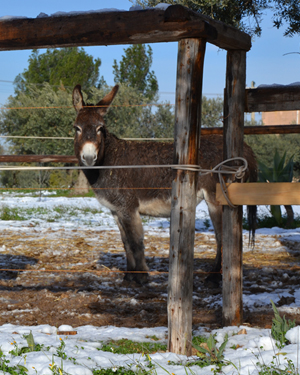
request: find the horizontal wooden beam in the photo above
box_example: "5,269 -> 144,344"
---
0,155 -> 77,163
202,124 -> 300,135
216,182 -> 300,206
0,5 -> 251,51
245,86 -> 300,112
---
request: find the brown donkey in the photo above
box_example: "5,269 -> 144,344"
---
72,84 -> 257,285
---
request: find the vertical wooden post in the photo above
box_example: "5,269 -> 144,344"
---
222,49 -> 246,326
168,38 -> 206,356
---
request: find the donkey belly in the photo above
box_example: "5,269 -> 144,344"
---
138,197 -> 171,218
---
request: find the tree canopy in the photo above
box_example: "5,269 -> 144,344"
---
14,47 -> 103,93
113,44 -> 159,101
131,0 -> 300,36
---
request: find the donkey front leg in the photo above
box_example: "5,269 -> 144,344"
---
112,210 -> 149,284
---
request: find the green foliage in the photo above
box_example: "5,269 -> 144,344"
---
89,85 -> 174,139
100,339 -> 167,354
257,357 -> 297,375
258,150 -> 294,183
202,96 -> 223,128
93,368 -> 137,375
15,48 -> 103,92
0,83 -> 75,155
113,44 -> 158,101
131,0 -> 300,36
192,333 -> 228,364
245,132 -> 300,177
258,150 -> 294,226
24,331 -> 35,352
249,214 -> 300,229
270,299 -> 295,348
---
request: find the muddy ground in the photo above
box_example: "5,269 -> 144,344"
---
0,228 -> 299,330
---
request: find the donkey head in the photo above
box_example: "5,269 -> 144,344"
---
72,85 -> 119,166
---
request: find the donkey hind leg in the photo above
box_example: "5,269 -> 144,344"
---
112,210 -> 149,285
205,192 -> 223,286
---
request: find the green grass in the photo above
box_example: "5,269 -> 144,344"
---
0,204 -> 102,222
0,188 -> 95,198
243,214 -> 300,230
100,339 -> 167,355
0,207 -> 26,221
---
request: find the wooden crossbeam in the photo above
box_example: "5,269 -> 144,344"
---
0,5 -> 251,51
245,85 -> 300,112
216,182 -> 300,206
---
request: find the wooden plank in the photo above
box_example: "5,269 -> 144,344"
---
216,182 -> 300,205
222,49 -> 246,327
168,38 -> 205,356
245,85 -> 300,112
0,5 -> 251,51
202,124 -> 300,135
0,155 -> 77,163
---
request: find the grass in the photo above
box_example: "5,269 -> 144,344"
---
0,188 -> 95,198
0,204 -> 102,222
243,214 -> 300,230
100,339 -> 167,354
0,317 -> 296,375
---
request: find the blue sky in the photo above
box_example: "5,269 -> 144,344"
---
0,0 -> 299,107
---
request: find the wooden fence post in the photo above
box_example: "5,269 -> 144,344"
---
168,38 -> 206,356
222,49 -> 246,326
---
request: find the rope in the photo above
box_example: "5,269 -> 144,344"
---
0,135 -> 173,141
0,103 -> 175,111
0,268 -> 221,275
0,157 -> 248,207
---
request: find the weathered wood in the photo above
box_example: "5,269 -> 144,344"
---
168,38 -> 205,356
216,182 -> 300,205
222,50 -> 246,326
0,5 -> 251,51
245,85 -> 300,112
0,155 -> 77,163
202,124 -> 300,135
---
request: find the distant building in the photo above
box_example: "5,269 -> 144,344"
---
262,110 -> 300,125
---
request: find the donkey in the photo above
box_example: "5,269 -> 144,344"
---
72,84 -> 257,285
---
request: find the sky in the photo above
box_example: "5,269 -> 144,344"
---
0,0 -> 299,109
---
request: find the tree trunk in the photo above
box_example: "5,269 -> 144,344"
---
284,205 -> 294,227
71,171 -> 89,195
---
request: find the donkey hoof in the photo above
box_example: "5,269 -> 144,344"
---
134,273 -> 148,285
123,272 -> 148,286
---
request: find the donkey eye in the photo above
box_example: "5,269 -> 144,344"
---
96,126 -> 102,134
74,126 -> 82,134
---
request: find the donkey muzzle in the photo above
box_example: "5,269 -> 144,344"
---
81,142 -> 98,166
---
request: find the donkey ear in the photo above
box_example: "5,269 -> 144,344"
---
72,84 -> 85,112
96,85 -> 119,116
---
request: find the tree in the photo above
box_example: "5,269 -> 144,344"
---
0,47 -> 104,188
113,44 -> 159,101
14,47 -> 104,93
131,0 -> 300,36
202,96 -> 223,127
111,44 -> 173,138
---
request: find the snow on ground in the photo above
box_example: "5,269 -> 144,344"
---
0,323 -> 298,375
0,192 -> 299,373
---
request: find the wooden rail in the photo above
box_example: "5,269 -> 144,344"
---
216,182 -> 300,205
245,85 -> 300,112
0,124 -> 299,165
0,5 -> 251,51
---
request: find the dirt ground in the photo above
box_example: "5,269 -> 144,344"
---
0,228 -> 299,330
